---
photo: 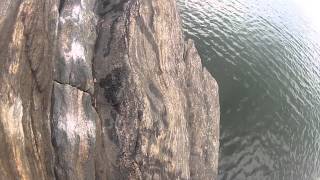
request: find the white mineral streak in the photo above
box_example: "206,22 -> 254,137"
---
1,95 -> 24,141
72,5 -> 81,19
53,5 -> 59,37
59,5 -> 83,24
55,0 -> 94,141
59,16 -> 66,24
57,90 -> 95,146
0,94 -> 28,178
0,0 -> 11,18
80,0 -> 95,10
64,41 -> 86,62
9,19 -> 24,75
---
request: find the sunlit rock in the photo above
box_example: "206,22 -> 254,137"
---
54,0 -> 97,94
0,0 -> 219,179
52,82 -> 97,180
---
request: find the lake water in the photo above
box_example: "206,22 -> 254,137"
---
177,0 -> 320,179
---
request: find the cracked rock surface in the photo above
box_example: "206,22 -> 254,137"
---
0,0 -> 219,179
52,82 -> 97,179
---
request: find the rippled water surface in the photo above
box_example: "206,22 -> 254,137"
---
177,0 -> 320,179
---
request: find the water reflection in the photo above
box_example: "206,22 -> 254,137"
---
178,0 -> 320,179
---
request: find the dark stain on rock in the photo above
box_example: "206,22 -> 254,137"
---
99,67 -> 128,109
110,109 -> 117,120
103,16 -> 120,57
102,0 -> 111,8
203,146 -> 209,164
105,118 -> 114,128
138,110 -> 143,121
148,82 -> 162,99
97,0 -> 128,17
146,0 -> 155,32
161,147 -> 173,158
59,0 -> 65,13
161,107 -> 169,128
146,87 -> 169,130
147,95 -> 158,113
153,121 -> 161,138
107,110 -> 119,144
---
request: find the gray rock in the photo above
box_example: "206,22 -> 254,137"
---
184,40 -> 220,179
52,1 -> 100,179
52,82 -> 97,180
93,0 -> 220,179
54,0 -> 97,94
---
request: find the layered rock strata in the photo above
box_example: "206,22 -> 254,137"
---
0,0 -> 58,179
0,0 -> 220,179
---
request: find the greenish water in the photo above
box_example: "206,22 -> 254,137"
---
178,0 -> 320,179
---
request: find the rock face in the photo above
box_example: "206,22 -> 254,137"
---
52,82 -> 97,179
0,0 -> 58,179
0,0 -> 219,179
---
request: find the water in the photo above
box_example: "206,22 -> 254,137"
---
177,0 -> 320,179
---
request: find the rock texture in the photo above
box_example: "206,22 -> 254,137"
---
93,0 -> 220,179
54,0 -> 97,94
52,82 -> 97,179
0,0 -> 58,179
0,0 -> 219,179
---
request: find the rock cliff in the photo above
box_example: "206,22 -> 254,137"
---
0,0 -> 219,179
